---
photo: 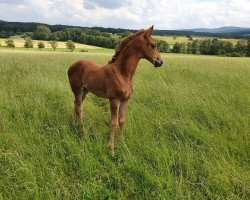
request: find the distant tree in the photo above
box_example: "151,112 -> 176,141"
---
49,33 -> 59,41
235,40 -> 247,55
5,39 -> 15,49
180,43 -> 186,53
199,39 -> 211,55
16,29 -> 22,35
22,32 -> 33,39
0,30 -> 9,38
49,40 -> 58,51
172,42 -> 181,53
37,41 -> 45,50
156,40 -> 169,52
247,39 -> 250,57
66,40 -> 75,51
191,39 -> 199,54
173,36 -> 177,40
223,42 -> 233,54
9,31 -> 15,36
186,42 -> 192,54
79,32 -> 88,44
209,38 -> 223,55
33,25 -> 51,40
186,35 -> 193,41
119,31 -> 131,38
24,38 -> 33,49
230,52 -> 241,57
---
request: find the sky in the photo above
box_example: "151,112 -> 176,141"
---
0,0 -> 250,30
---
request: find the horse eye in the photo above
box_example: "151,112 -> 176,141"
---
151,43 -> 156,49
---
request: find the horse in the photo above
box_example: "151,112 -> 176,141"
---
68,26 -> 163,156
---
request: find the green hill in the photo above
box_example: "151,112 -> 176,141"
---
182,26 -> 250,34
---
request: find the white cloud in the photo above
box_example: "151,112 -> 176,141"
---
0,0 -> 250,29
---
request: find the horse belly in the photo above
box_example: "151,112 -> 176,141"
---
90,88 -> 107,98
82,69 -> 108,98
85,81 -> 108,98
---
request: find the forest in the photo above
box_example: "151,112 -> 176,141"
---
1,20 -> 250,38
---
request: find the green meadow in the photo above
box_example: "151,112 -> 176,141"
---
0,49 -> 249,199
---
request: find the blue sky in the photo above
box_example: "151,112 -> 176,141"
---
0,0 -> 250,29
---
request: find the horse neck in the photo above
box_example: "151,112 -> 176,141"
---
115,44 -> 142,79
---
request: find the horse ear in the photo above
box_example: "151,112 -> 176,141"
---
145,25 -> 154,36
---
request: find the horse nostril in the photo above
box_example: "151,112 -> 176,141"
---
154,58 -> 163,67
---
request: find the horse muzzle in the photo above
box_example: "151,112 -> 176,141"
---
154,58 -> 163,68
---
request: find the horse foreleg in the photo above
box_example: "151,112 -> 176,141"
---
109,99 -> 121,156
118,100 -> 128,142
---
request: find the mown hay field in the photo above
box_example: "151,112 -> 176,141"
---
0,49 -> 249,199
0,36 -> 101,51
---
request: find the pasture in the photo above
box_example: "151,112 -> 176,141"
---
0,49 -> 249,199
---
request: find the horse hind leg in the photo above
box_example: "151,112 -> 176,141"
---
82,87 -> 88,101
73,88 -> 83,122
74,87 -> 88,122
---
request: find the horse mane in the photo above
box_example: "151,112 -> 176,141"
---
108,29 -> 145,64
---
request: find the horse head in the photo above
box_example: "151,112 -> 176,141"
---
140,25 -> 163,67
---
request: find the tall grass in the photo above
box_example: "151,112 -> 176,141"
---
0,49 -> 249,199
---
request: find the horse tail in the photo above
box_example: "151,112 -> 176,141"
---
68,61 -> 85,94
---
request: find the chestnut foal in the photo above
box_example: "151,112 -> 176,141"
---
68,26 -> 163,156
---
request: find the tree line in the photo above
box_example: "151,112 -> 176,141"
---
23,25 -> 119,49
3,37 -> 77,52
21,25 -> 170,50
155,38 -> 250,57
171,38 -> 250,57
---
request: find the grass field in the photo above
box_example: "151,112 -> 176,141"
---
0,49 -> 249,199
